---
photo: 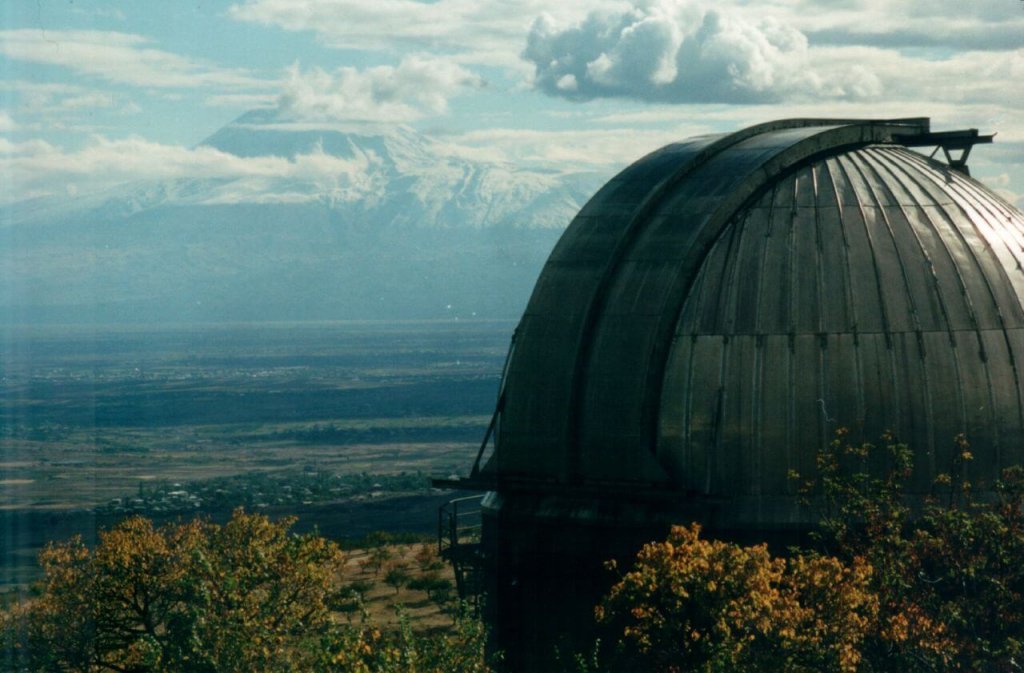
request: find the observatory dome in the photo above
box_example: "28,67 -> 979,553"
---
467,119 -> 1023,670
483,117 -> 1024,529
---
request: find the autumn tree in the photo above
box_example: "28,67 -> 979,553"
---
594,524 -> 877,673
593,431 -> 1024,673
2,510 -> 497,673
3,509 -> 346,672
807,431 -> 1024,671
318,604 -> 493,673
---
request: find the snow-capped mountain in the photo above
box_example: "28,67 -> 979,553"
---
1,112 -> 606,324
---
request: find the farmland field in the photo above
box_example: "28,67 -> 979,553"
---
0,320 -> 511,597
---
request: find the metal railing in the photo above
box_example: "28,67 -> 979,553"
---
438,494 -> 485,605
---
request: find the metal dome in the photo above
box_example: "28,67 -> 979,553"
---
480,117 -> 1023,528
447,118 -> 1022,670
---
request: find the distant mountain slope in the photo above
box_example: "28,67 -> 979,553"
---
1,112 -> 606,324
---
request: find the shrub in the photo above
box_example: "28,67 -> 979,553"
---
0,511 -> 493,673
595,524 -> 877,673
593,431 -> 1024,673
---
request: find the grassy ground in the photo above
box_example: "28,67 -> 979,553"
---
343,543 -> 462,633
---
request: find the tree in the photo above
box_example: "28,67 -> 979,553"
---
3,509 -> 346,672
807,431 -> 1024,671
318,604 -> 494,673
592,431 -> 1024,673
2,511 -> 496,673
414,543 -> 445,573
408,574 -> 454,606
594,523 -> 877,673
383,564 -> 411,595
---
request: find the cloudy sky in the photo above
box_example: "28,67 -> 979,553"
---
1,0 -> 1022,206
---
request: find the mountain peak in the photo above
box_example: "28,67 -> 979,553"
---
2,110 -> 608,324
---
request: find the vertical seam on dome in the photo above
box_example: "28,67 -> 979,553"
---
850,151 -> 924,334
787,327 -> 797,491
917,157 -> 1024,464
863,149 -> 958,347
857,148 -> 947,468
948,177 -> 1024,463
719,212 -> 752,336
878,150 -> 981,442
823,158 -> 867,435
832,154 -> 895,347
751,194 -> 773,498
679,241 -> 709,334
848,150 -> 928,438
896,149 -> 1024,327
891,150 -> 1024,359
752,332 -> 764,497
812,163 -> 826,337
870,150 -> 978,460
712,341 -> 730,493
786,172 -> 799,341
753,187 -> 777,335
821,158 -> 858,333
865,148 -> 1005,460
681,332 -> 697,487
812,165 -> 833,459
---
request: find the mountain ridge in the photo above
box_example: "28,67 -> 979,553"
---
1,114 -> 607,325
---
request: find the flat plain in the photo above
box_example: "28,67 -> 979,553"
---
0,320 -> 511,596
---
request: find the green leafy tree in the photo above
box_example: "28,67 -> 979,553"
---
383,564 -> 412,595
807,431 -> 1024,671
408,574 -> 454,606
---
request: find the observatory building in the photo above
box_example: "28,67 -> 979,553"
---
445,118 -> 1024,670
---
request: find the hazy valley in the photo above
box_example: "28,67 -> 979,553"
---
0,320 -> 510,596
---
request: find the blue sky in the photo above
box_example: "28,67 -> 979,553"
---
1,0 -> 1022,205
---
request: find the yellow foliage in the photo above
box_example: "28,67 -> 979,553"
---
1,510 -> 493,673
596,524 -> 879,673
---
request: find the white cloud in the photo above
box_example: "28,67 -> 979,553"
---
806,45 -> 1024,106
0,30 -> 263,89
523,1 -> 1023,107
0,134 -> 382,205
0,111 -> 17,132
524,4 -> 854,104
0,80 -> 146,127
442,123 -> 715,171
981,173 -> 1024,211
0,138 -> 57,155
57,92 -> 117,110
205,93 -> 278,109
228,0 -> 622,68
275,58 -> 483,123
227,0 -> 1023,121
790,0 -> 1024,52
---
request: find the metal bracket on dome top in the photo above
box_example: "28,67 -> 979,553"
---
892,128 -> 995,176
